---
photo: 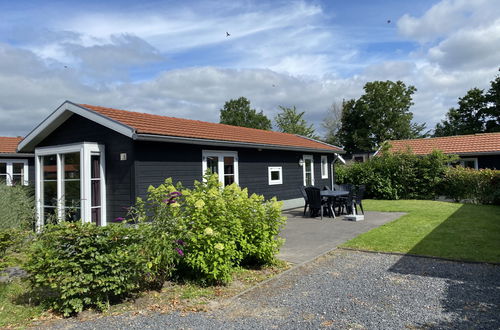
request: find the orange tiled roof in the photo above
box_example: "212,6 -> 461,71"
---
0,136 -> 22,154
80,104 -> 342,152
387,133 -> 500,155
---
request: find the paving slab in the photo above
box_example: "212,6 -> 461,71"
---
278,208 -> 406,264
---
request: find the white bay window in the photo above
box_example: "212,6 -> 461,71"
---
35,143 -> 106,228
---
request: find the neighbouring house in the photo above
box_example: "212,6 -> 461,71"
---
344,151 -> 375,163
0,136 -> 34,186
379,132 -> 500,169
18,101 -> 345,227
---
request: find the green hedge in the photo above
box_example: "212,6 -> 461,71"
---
336,150 -> 456,199
441,167 -> 500,204
24,222 -> 175,316
0,184 -> 35,230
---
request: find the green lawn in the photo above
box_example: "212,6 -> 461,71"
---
342,200 -> 500,263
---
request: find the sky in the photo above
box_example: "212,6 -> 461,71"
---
0,0 -> 499,137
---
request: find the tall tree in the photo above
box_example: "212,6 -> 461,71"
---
219,97 -> 272,130
434,71 -> 500,136
322,102 -> 343,146
274,105 -> 318,138
337,80 -> 426,153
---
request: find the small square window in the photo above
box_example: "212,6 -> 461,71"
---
268,166 -> 283,185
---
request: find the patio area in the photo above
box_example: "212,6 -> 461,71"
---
278,208 -> 406,264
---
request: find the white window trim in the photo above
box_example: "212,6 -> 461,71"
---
35,142 -> 106,229
302,154 -> 314,186
201,150 -> 239,185
459,157 -> 478,170
268,166 -> 283,185
0,159 -> 29,186
321,155 -> 328,179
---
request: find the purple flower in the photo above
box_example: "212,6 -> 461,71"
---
175,248 -> 184,257
176,239 -> 186,246
115,217 -> 125,222
163,191 -> 182,205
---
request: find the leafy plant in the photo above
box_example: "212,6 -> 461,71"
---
441,167 -> 500,204
25,222 -> 156,316
0,185 -> 35,230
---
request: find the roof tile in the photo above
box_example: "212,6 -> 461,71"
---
0,136 -> 22,154
387,133 -> 500,155
81,104 -> 342,152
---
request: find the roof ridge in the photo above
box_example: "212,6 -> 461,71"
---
80,103 -> 302,138
388,131 -> 500,143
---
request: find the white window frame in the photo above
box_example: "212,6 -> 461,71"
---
268,166 -> 283,185
302,154 -> 314,186
35,142 -> 106,229
0,159 -> 29,186
459,157 -> 478,170
321,155 -> 328,179
201,150 -> 239,185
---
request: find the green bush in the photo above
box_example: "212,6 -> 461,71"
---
441,167 -> 500,204
0,185 -> 35,230
336,150 -> 456,200
131,173 -> 285,284
24,222 -> 166,316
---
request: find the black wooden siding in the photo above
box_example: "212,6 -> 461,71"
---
37,114 -> 135,221
134,140 -> 334,201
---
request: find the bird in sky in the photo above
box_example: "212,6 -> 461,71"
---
387,19 -> 391,24
226,31 -> 231,37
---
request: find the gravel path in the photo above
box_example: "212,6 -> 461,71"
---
45,250 -> 500,329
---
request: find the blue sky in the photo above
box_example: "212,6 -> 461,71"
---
0,0 -> 499,137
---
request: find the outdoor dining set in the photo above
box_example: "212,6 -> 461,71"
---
299,184 -> 366,219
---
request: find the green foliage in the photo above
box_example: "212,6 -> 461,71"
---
131,173 -> 285,284
24,222 -> 159,316
322,102 -> 343,146
441,167 -> 500,204
337,80 -> 427,153
434,70 -> 500,136
219,96 -> 272,130
274,105 -> 318,139
335,150 -> 456,199
0,184 -> 35,230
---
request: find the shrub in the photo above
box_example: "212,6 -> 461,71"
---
0,184 -> 35,230
24,222 -> 164,316
336,150 -> 456,200
130,173 -> 285,284
441,167 -> 500,204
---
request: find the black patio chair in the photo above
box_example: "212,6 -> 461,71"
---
305,187 -> 328,219
332,184 -> 342,191
299,186 -> 309,216
354,185 -> 366,215
322,185 -> 331,190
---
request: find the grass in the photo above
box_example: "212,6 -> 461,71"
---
342,200 -> 500,263
0,261 -> 289,328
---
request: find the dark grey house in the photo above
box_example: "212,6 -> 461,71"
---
0,136 -> 34,186
18,101 -> 345,227
380,133 -> 500,169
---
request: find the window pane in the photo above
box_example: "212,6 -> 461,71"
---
43,155 -> 57,180
64,180 -> 80,206
91,180 -> 101,207
207,156 -> 218,174
64,153 -> 80,179
91,208 -> 101,226
224,157 -> 234,174
43,207 -> 58,224
91,155 -> 100,179
305,159 -> 312,172
271,170 -> 280,181
0,163 -> 6,174
43,180 -> 57,207
306,173 -> 312,186
12,175 -> 23,185
13,163 -> 24,174
224,175 -> 234,186
65,208 -> 81,222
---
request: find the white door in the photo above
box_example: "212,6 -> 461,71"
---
202,150 -> 239,186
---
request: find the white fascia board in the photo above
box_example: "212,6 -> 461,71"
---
335,154 -> 346,164
18,101 -> 135,152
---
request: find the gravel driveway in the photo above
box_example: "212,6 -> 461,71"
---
48,250 -> 500,329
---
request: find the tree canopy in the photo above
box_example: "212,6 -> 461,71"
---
219,97 -> 272,130
322,102 -> 343,146
337,80 -> 426,153
434,71 -> 500,136
274,105 -> 318,139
